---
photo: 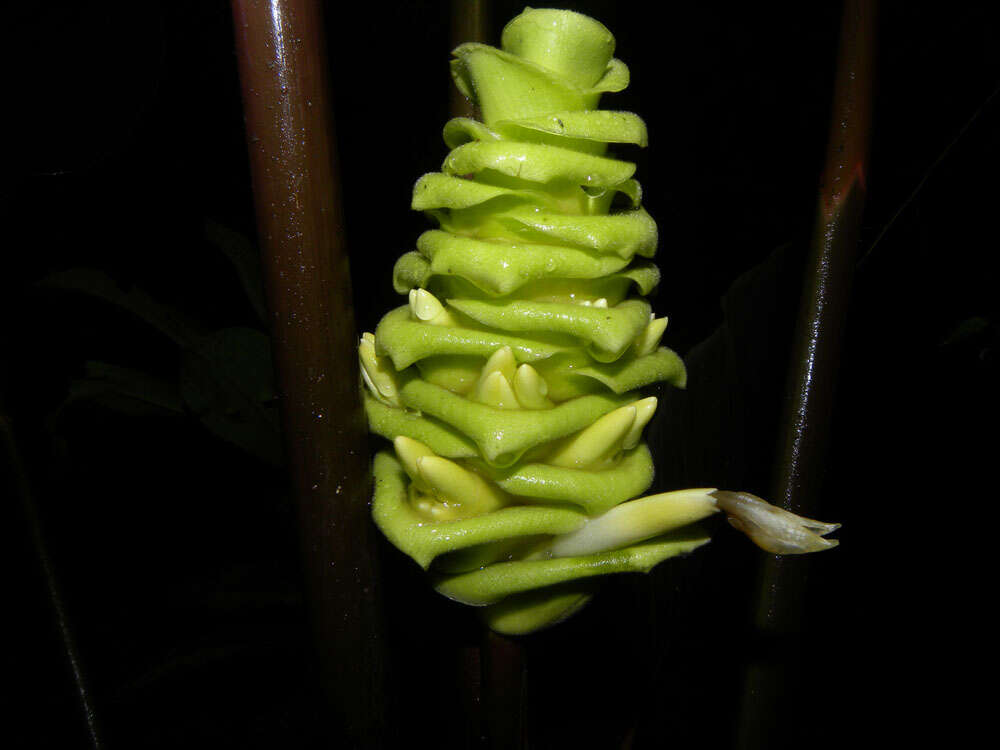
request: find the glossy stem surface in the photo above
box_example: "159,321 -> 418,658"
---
230,1 -> 384,744
450,0 -> 490,119
3,410 -> 104,749
738,0 -> 874,746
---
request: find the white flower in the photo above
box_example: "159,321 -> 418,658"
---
711,491 -> 840,554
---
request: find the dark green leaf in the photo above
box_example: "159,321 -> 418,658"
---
180,327 -> 284,466
39,269 -> 205,348
204,219 -> 269,324
940,316 -> 989,347
57,361 -> 184,418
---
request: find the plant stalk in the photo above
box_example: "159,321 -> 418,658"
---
230,1 -> 385,745
737,0 -> 874,746
3,409 -> 104,749
446,2 -> 530,746
450,0 -> 491,119
445,2 -> 527,747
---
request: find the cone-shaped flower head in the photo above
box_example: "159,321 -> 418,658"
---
358,8 -> 838,635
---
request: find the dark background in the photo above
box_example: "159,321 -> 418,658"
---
4,0 -> 996,747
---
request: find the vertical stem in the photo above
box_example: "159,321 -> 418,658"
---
229,1 -> 385,745
482,630 -> 527,750
450,0 -> 491,119
447,3 -> 528,747
3,410 -> 104,749
737,1 -> 874,746
765,0 -> 873,633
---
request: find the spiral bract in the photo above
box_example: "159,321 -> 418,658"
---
360,9 -> 717,633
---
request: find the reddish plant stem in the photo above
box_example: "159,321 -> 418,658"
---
764,0 -> 874,631
230,1 -> 385,745
483,630 -> 528,750
3,409 -> 104,749
450,0 -> 490,119
737,1 -> 874,746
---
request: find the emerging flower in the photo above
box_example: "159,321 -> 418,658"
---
710,490 -> 840,554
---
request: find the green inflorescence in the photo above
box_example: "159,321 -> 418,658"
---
358,8 -> 837,634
